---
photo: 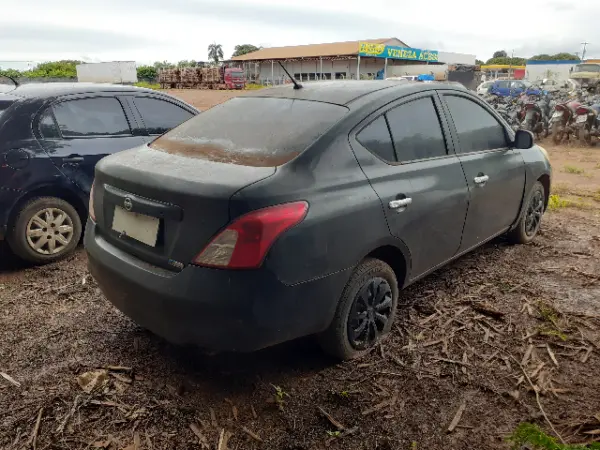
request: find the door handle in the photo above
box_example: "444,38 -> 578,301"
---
63,155 -> 84,163
474,175 -> 489,185
389,197 -> 412,209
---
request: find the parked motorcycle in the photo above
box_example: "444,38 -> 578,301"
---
549,100 -> 579,144
520,92 -> 551,139
573,104 -> 599,145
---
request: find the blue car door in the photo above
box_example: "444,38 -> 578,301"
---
492,80 -> 511,96
35,94 -> 146,196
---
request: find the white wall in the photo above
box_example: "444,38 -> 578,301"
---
525,63 -> 577,82
388,64 -> 448,78
438,52 -> 476,65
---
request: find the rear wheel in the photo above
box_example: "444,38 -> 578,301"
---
507,181 -> 545,245
318,258 -> 398,360
7,197 -> 82,264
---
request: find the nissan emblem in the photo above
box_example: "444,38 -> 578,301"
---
123,197 -> 133,211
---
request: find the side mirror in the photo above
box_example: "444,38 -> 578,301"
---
514,129 -> 534,149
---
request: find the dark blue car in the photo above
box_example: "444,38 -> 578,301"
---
489,80 -> 544,97
0,80 -> 198,264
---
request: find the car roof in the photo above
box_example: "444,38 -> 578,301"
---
245,80 -> 410,106
244,80 -> 460,106
6,82 -> 156,99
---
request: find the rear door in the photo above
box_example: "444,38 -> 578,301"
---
439,91 -> 525,251
350,92 -> 469,279
36,95 -> 146,196
129,95 -> 196,142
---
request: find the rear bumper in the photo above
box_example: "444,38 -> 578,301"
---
85,221 -> 349,352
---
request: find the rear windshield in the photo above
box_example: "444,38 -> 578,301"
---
150,97 -> 348,167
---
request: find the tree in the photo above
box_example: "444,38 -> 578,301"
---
476,59 -> 484,66
485,56 -> 526,66
231,44 -> 261,58
0,68 -> 22,79
153,60 -> 175,70
27,60 -> 80,78
137,65 -> 157,80
493,50 -> 507,58
208,43 -> 224,65
177,60 -> 197,68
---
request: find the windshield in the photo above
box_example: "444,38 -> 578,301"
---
150,97 -> 348,167
574,64 -> 600,73
230,72 -> 244,79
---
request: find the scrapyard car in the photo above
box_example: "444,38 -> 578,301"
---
85,80 -> 552,360
0,79 -> 198,264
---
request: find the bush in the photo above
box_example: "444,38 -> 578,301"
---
134,81 -> 160,90
26,60 -> 79,78
137,65 -> 157,81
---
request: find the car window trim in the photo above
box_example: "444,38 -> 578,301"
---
131,95 -> 196,136
437,90 -> 513,154
50,96 -> 134,139
351,91 -> 456,166
36,106 -> 63,140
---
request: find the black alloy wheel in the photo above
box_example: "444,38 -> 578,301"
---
525,189 -> 544,237
347,277 -> 393,350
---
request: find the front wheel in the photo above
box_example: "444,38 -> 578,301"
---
318,258 -> 399,360
507,181 -> 545,245
7,197 -> 82,264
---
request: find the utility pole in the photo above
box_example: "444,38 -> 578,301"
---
581,42 -> 589,61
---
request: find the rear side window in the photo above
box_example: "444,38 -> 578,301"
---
356,116 -> 395,162
150,97 -> 347,167
133,97 -> 194,135
444,95 -> 508,153
39,109 -> 60,139
53,98 -> 131,138
386,97 -> 447,161
496,81 -> 509,88
0,98 -> 15,119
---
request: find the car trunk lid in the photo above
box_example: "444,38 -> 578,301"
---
93,145 -> 276,270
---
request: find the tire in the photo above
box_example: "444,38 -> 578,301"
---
7,197 -> 82,264
507,181 -> 545,245
318,258 -> 399,360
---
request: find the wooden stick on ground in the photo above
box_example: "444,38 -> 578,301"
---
447,400 -> 467,433
31,407 -> 44,450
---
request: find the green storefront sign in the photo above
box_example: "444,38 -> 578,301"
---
358,42 -> 439,62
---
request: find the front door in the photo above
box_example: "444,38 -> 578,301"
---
350,93 -> 469,280
36,95 -> 146,196
439,92 -> 526,251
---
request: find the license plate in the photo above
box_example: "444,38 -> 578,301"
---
576,115 -> 588,123
112,206 -> 159,247
552,111 -> 563,119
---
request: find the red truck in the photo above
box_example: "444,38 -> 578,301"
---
222,67 -> 246,89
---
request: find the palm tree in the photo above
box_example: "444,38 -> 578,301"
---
208,43 -> 224,65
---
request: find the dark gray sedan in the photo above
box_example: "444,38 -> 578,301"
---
85,81 -> 551,360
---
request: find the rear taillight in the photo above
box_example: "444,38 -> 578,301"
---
89,183 -> 96,222
193,201 -> 308,269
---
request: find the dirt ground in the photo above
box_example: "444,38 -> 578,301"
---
1,90 -> 600,450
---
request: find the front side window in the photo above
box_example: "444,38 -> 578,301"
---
356,116 -> 395,162
52,98 -> 131,138
133,97 -> 194,135
444,95 -> 508,153
386,97 -> 447,162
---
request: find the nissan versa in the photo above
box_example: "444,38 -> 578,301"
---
85,81 -> 551,360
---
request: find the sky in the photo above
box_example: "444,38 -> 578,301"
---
1,0 -> 600,69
